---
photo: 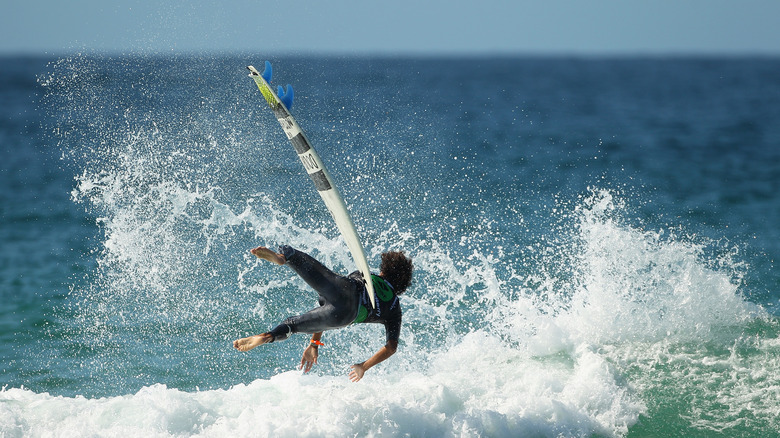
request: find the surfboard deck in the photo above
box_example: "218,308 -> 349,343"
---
248,62 -> 376,309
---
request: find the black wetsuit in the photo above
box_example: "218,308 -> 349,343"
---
267,246 -> 402,343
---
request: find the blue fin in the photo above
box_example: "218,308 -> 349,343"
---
261,60 -> 272,83
277,84 -> 294,109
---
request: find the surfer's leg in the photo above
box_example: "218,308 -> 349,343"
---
265,304 -> 353,342
280,246 -> 360,311
233,333 -> 273,352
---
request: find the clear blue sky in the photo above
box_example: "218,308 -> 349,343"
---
3,0 -> 779,56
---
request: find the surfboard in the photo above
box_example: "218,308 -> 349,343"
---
248,61 -> 376,309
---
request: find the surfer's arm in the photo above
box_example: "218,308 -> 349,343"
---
348,340 -> 397,382
300,332 -> 323,373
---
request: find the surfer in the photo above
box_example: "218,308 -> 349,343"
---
233,245 -> 413,382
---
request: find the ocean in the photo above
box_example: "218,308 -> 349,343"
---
1,54 -> 779,437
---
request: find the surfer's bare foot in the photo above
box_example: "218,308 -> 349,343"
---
233,333 -> 273,352
250,246 -> 286,265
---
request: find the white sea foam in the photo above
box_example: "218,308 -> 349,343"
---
499,191 -> 761,349
1,332 -> 643,438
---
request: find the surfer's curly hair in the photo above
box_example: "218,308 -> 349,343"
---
380,251 -> 413,295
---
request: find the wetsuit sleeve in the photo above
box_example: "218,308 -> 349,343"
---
384,317 -> 401,344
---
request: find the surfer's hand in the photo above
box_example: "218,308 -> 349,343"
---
300,345 -> 318,373
349,363 -> 366,382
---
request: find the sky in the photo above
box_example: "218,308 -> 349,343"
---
2,0 -> 779,56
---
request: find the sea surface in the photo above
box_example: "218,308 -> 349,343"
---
1,54 -> 779,437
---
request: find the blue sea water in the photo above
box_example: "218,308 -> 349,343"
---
1,54 -> 779,437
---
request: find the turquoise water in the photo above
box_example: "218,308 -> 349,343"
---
1,55 -> 779,436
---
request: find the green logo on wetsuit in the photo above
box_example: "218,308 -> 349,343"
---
372,274 -> 394,302
354,305 -> 369,324
353,275 -> 394,324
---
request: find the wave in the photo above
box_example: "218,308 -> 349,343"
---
10,176 -> 776,436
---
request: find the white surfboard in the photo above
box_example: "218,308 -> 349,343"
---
248,62 -> 376,309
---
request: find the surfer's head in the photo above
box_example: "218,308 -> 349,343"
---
380,251 -> 413,295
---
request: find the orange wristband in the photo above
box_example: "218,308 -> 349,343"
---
310,339 -> 324,346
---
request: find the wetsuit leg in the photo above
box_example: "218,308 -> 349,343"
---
280,245 -> 360,306
267,246 -> 361,342
267,304 -> 343,341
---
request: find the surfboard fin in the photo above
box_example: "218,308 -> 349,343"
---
278,84 -> 294,110
261,60 -> 273,83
